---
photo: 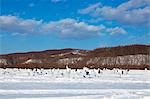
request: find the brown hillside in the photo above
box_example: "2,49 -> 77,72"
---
0,44 -> 150,70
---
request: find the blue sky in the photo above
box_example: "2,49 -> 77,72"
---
0,0 -> 150,54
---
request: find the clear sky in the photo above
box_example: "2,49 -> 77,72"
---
0,0 -> 150,54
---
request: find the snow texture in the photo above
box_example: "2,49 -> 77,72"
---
0,68 -> 150,99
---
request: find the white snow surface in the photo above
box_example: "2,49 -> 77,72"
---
0,68 -> 150,99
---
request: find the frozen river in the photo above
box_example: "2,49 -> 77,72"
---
0,68 -> 150,99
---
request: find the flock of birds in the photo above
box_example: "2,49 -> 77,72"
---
0,67 -> 131,79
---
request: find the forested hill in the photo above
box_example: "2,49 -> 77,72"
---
0,44 -> 150,70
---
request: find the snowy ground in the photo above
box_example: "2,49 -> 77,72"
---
0,68 -> 150,99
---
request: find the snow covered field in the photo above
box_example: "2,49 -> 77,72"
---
0,68 -> 150,99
